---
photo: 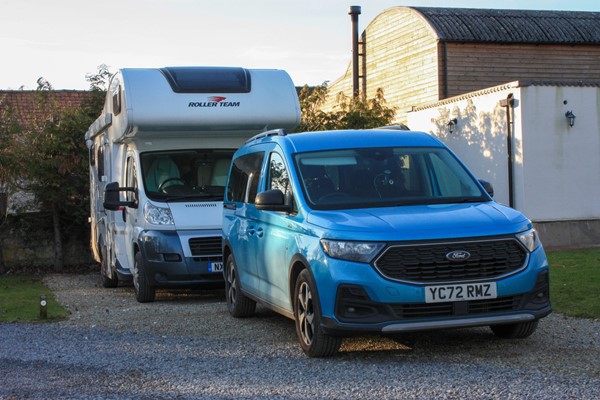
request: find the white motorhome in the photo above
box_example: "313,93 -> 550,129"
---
85,67 -> 300,302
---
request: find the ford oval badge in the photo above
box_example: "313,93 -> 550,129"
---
446,250 -> 471,262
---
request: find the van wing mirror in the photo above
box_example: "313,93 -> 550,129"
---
103,182 -> 138,210
478,180 -> 494,198
255,189 -> 292,212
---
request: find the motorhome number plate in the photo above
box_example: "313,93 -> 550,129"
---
208,262 -> 223,273
425,282 -> 497,303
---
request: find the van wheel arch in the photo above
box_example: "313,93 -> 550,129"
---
288,256 -> 310,308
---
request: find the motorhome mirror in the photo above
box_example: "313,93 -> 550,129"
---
103,182 -> 138,210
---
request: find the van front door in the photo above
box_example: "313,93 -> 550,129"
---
124,154 -> 139,269
256,151 -> 297,310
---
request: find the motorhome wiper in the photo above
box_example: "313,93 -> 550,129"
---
163,195 -> 223,202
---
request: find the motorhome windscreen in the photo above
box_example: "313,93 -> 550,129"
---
160,67 -> 251,93
141,149 -> 234,201
294,147 -> 488,210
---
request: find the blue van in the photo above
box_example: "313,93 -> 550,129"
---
222,129 -> 551,357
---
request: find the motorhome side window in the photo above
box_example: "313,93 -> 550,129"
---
125,156 -> 137,202
140,149 -> 235,201
268,152 -> 295,211
227,152 -> 265,204
97,145 -> 104,179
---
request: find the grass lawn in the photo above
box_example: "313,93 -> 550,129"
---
0,248 -> 598,322
546,247 -> 600,319
0,275 -> 68,322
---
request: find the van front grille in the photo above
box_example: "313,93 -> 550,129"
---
374,238 -> 527,284
189,236 -> 222,258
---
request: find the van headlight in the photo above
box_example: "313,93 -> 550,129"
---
144,202 -> 174,225
516,228 -> 541,252
320,239 -> 384,263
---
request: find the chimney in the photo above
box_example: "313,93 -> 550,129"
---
348,6 -> 361,98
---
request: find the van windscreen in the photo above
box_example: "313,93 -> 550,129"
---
160,67 -> 251,93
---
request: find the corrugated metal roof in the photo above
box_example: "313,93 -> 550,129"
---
411,7 -> 600,44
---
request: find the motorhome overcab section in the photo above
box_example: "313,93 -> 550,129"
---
85,66 -> 300,302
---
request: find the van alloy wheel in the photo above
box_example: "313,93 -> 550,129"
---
297,281 -> 315,346
224,254 -> 256,317
293,270 -> 341,357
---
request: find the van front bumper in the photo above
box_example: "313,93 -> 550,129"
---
320,270 -> 551,335
138,230 -> 224,288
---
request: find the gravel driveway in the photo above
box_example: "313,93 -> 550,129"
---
1,273 -> 599,399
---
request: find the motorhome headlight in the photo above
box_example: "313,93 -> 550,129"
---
320,239 -> 385,263
516,228 -> 541,252
144,202 -> 174,225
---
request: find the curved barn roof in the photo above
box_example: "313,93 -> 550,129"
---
411,7 -> 600,44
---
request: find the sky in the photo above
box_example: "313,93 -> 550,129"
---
1,0 -> 599,90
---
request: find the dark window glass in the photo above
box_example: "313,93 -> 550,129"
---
140,149 -> 234,201
295,147 -> 486,210
227,152 -> 265,204
97,145 -> 104,179
268,152 -> 295,211
160,67 -> 251,93
89,143 -> 95,167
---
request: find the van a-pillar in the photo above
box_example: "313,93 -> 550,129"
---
499,93 -> 515,208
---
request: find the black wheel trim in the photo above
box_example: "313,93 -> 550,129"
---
227,261 -> 237,307
297,281 -> 315,346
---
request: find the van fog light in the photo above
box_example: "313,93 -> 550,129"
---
163,253 -> 182,262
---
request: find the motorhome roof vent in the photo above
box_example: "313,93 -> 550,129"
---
160,67 -> 251,94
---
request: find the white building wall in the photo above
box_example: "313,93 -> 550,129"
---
406,83 -> 520,208
407,82 -> 600,223
520,85 -> 600,221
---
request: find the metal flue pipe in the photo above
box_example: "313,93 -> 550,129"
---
349,5 -> 361,97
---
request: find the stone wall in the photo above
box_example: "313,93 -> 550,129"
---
0,214 -> 93,270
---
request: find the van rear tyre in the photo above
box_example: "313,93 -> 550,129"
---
225,254 -> 256,317
490,320 -> 538,339
134,252 -> 155,303
100,245 -> 118,288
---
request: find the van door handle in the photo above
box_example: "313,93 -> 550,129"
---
256,227 -> 264,238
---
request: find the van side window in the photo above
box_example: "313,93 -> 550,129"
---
227,152 -> 265,204
268,152 -> 295,211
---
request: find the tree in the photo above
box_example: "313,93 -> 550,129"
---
0,66 -> 110,272
295,83 -> 396,132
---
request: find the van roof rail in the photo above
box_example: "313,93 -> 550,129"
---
245,128 -> 288,143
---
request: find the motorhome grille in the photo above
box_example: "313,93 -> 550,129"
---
390,295 -> 522,319
189,237 -> 222,257
374,239 -> 526,283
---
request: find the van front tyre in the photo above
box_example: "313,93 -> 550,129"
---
225,254 -> 256,317
134,252 -> 155,303
294,269 -> 342,357
490,320 -> 538,339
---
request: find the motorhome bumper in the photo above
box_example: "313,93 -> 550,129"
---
138,230 -> 223,287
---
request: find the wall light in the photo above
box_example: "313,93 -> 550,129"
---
565,111 -> 576,128
447,118 -> 458,134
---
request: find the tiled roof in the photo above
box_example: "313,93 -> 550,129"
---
0,90 -> 91,127
411,7 -> 600,44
